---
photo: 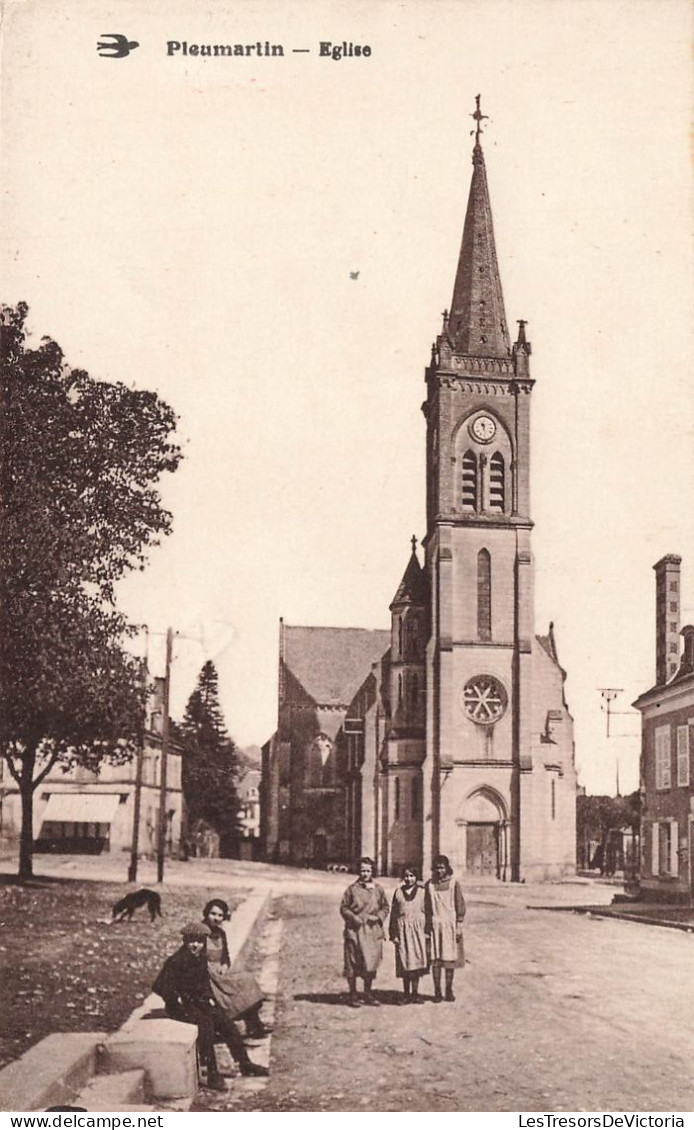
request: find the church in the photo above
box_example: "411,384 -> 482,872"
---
261,104 -> 577,881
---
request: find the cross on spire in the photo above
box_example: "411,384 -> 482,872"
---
411,535 -> 418,554
470,93 -> 488,144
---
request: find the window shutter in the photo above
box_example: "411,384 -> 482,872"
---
677,725 -> 690,787
655,726 -> 672,789
651,822 -> 659,875
670,821 -> 679,876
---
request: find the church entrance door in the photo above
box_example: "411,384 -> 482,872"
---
466,822 -> 499,877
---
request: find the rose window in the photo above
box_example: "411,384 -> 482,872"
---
462,675 -> 507,725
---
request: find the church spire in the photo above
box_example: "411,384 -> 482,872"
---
447,96 -> 511,358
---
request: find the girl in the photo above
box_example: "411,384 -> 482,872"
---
389,866 -> 428,1004
424,854 -> 466,1002
202,898 -> 271,1039
340,857 -> 389,1007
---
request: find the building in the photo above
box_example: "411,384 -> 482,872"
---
261,626 -> 390,867
0,678 -> 183,857
262,104 -> 577,879
237,767 -> 262,859
633,556 -> 694,903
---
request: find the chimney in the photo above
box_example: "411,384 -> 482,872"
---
680,625 -> 694,675
653,555 -> 681,684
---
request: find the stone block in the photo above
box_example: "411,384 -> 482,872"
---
102,1019 -> 198,1101
77,1068 -> 146,1108
0,1031 -> 106,1112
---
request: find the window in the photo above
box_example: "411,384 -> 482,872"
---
654,726 -> 671,789
394,777 -> 400,820
397,673 -> 403,710
656,820 -> 678,876
307,735 -> 334,788
489,453 -> 505,511
463,674 -> 508,725
398,617 -> 403,657
411,775 -> 420,819
410,673 -> 419,716
461,451 -> 477,510
676,725 -> 690,787
477,549 -> 491,640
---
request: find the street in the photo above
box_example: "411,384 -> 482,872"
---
8,856 -> 692,1113
194,867 -> 694,1113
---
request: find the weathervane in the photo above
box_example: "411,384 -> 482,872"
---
470,93 -> 488,144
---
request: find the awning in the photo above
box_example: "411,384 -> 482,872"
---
41,792 -> 122,824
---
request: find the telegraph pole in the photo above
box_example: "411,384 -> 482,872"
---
127,637 -> 149,883
598,688 -> 623,739
156,627 -> 174,884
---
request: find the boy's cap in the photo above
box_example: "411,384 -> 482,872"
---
181,922 -> 211,939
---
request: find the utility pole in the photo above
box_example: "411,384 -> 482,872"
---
157,627 -> 174,885
598,688 -> 623,739
127,637 -> 149,884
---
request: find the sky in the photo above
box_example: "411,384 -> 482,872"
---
3,0 -> 693,796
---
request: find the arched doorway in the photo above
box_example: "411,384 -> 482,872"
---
311,827 -> 328,869
460,787 -> 508,879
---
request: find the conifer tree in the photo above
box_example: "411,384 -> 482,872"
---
181,661 -> 242,854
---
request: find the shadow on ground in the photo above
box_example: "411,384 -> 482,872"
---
293,989 -> 436,1007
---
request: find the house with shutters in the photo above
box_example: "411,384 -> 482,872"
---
633,556 -> 694,903
261,101 -> 577,880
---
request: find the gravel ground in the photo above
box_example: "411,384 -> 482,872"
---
3,857 -> 690,1113
201,884 -> 694,1113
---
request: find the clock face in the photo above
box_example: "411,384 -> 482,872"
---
470,414 -> 497,443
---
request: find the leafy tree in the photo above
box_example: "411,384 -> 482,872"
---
576,791 -> 641,871
181,661 -> 242,855
0,303 -> 182,879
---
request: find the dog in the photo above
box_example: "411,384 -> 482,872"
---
110,888 -> 162,924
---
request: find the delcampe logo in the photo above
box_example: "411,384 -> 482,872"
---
97,34 -> 140,59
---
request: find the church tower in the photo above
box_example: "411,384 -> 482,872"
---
264,98 -> 576,879
422,98 -> 535,880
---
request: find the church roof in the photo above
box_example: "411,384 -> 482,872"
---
536,625 -> 559,664
281,624 -> 390,708
390,548 -> 428,609
447,136 -> 511,358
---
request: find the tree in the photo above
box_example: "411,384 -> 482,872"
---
0,303 -> 182,879
576,791 -> 641,872
181,661 -> 242,855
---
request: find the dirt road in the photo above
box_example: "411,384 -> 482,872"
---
199,879 -> 694,1113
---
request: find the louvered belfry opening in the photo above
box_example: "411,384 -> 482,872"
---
462,450 -> 477,510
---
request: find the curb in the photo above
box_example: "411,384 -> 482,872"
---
530,905 -> 694,932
